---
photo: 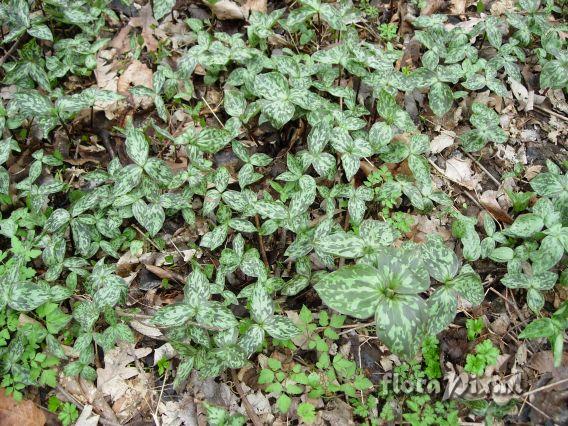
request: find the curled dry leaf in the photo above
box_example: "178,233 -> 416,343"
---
430,131 -> 456,154
117,60 -> 154,110
111,4 -> 159,53
205,0 -> 267,20
443,156 -> 481,191
96,345 -> 152,402
0,392 -> 46,426
208,0 -> 247,20
75,405 -> 100,426
479,190 -> 513,224
450,0 -> 467,15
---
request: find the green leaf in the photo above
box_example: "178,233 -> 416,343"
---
429,82 -> 453,117
112,164 -> 143,196
518,318 -> 556,339
125,123 -> 149,166
153,304 -> 195,327
505,213 -> 544,238
297,402 -> 316,424
276,394 -> 292,413
451,265 -> 484,306
251,284 -> 274,324
8,283 -> 51,311
28,23 -> 53,41
316,233 -> 365,258
200,223 -> 229,251
375,294 -> 427,358
224,88 -> 246,117
314,264 -> 382,319
421,237 -> 460,282
427,287 -> 457,335
153,0 -> 176,20
260,99 -> 295,129
263,316 -> 299,339
132,199 -> 165,237
44,208 -> 70,233
540,59 -> 568,89
196,302 -> 238,330
258,369 -> 274,384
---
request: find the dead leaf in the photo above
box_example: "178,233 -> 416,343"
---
130,319 -> 164,338
128,4 -> 159,52
75,405 -> 100,426
450,0 -> 467,15
0,392 -> 46,426
430,131 -> 455,154
443,157 -> 481,190
208,0 -> 247,20
158,393 -> 198,426
117,59 -> 153,94
154,343 -> 177,366
479,190 -> 513,224
117,60 -> 154,110
96,345 -> 152,401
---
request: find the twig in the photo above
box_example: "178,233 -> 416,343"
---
462,150 -> 501,187
522,377 -> 568,397
56,385 -> 121,426
254,215 -> 269,268
231,369 -> 263,426
0,34 -> 26,68
428,158 -> 484,209
534,105 -> 568,122
152,366 -> 169,425
132,223 -> 163,251
201,95 -> 224,128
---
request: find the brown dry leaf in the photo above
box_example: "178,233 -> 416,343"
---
443,157 -> 481,190
479,190 -> 513,224
96,345 -> 154,422
117,59 -> 153,94
206,0 -> 266,20
430,131 -> 455,154
450,0 -> 467,14
158,393 -> 198,426
96,345 -> 152,401
208,0 -> 247,20
75,405 -> 100,426
421,0 -> 445,15
117,60 -> 154,110
128,3 -> 159,52
530,351 -> 568,374
245,0 -> 267,14
0,392 -> 46,426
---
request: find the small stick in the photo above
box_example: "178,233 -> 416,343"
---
522,377 -> 568,397
201,95 -> 224,128
231,369 -> 263,426
462,150 -> 501,187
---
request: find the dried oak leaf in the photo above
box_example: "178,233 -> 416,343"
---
0,391 -> 46,426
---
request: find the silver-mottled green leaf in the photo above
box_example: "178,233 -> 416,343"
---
314,264 -> 382,319
44,208 -> 70,233
8,283 -> 51,311
132,199 -> 165,237
263,316 -> 300,340
427,287 -> 458,335
251,284 -> 274,324
316,233 -> 365,258
196,302 -> 238,330
375,294 -> 427,358
153,304 -> 196,327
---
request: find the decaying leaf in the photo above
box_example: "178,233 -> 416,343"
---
443,157 -> 481,190
0,392 -> 46,426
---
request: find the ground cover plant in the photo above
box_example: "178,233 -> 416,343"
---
0,0 -> 567,424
